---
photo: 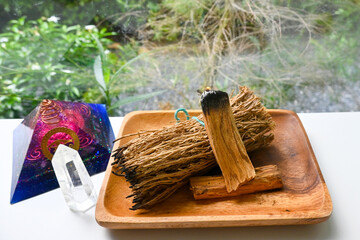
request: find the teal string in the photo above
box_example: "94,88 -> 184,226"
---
174,108 -> 190,123
192,117 -> 205,127
174,108 -> 205,126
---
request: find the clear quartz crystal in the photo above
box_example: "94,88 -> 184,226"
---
52,144 -> 97,212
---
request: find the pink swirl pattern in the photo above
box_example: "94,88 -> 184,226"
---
79,135 -> 93,148
27,147 -> 43,161
79,103 -> 91,117
40,100 -> 62,125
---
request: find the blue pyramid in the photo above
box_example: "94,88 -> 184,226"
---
11,100 -> 114,204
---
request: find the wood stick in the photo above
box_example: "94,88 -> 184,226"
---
190,165 -> 283,200
201,90 -> 255,192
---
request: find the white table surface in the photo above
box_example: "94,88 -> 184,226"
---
1,113 -> 360,240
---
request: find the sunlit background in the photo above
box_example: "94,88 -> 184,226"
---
1,0 -> 359,118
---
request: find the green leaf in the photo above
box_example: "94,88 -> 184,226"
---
93,55 -> 106,91
110,51 -> 149,83
91,33 -> 106,61
71,86 -> 80,97
108,90 -> 166,111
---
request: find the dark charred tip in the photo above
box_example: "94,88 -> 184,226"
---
128,178 -> 139,186
111,171 -> 125,177
126,193 -> 135,199
200,90 -> 229,115
112,150 -> 123,159
120,166 -> 128,173
130,203 -> 143,211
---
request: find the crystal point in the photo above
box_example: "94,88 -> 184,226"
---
52,144 -> 97,212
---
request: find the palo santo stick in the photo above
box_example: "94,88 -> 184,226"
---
201,90 -> 256,192
190,165 -> 283,200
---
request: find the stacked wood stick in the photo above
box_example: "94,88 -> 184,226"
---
190,165 -> 283,200
112,86 -> 276,210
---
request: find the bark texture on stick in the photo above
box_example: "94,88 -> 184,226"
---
190,165 -> 283,200
201,90 -> 255,192
112,86 -> 275,210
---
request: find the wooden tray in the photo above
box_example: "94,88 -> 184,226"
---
95,110 -> 332,229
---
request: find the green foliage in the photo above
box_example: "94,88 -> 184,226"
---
319,0 -> 360,81
0,0 -> 140,31
0,17 -> 162,118
147,0 -> 210,42
214,0 -> 360,109
0,17 -> 114,118
282,0 -> 360,84
89,33 -> 165,115
1,0 -> 360,117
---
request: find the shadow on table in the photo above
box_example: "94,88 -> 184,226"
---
107,219 -> 335,240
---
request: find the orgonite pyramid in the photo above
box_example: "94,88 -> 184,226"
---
11,100 -> 115,204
